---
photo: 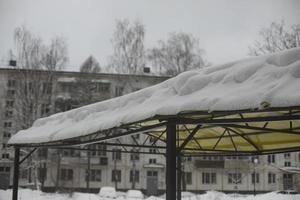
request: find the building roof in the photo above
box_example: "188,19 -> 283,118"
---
8,47 -> 300,154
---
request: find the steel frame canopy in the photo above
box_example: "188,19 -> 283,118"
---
8,47 -> 300,200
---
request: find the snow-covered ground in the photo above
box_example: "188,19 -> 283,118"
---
1,189 -> 299,200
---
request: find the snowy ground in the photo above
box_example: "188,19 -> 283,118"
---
1,189 -> 300,200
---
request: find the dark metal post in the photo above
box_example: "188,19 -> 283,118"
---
253,167 -> 256,196
12,147 -> 20,200
177,154 -> 182,200
86,148 -> 91,192
166,123 -> 176,200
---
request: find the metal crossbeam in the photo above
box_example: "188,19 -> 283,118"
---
19,148 -> 37,165
178,125 -> 201,152
16,122 -> 168,148
52,147 -> 165,155
175,114 -> 300,124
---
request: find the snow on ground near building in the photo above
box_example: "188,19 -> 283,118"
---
8,47 -> 300,144
1,189 -> 300,200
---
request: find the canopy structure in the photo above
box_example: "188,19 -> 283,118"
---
8,47 -> 300,200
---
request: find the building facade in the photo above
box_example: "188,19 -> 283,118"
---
0,67 -> 299,194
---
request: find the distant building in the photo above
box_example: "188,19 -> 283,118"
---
0,67 -> 299,194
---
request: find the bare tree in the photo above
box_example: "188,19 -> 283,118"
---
11,25 -> 68,190
108,19 -> 145,74
148,32 -> 207,76
13,25 -> 68,129
249,20 -> 300,56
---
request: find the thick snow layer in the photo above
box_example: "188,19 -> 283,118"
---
8,47 -> 300,144
1,189 -> 300,200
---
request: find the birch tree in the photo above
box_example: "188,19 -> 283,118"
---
249,20 -> 300,56
11,25 -> 68,190
108,19 -> 145,74
148,32 -> 206,76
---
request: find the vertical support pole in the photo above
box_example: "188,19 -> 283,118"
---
253,165 -> 256,196
86,148 -> 91,193
12,147 -> 20,200
177,154 -> 182,200
166,122 -> 176,200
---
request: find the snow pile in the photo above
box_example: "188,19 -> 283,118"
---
126,190 -> 144,199
0,189 -> 100,200
8,47 -> 300,144
1,189 -> 300,200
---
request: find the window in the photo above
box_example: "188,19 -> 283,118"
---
284,153 -> 291,159
2,143 -> 8,148
185,156 -> 192,162
86,169 -> 101,182
115,86 -> 124,97
37,148 -> 48,158
5,110 -> 13,118
2,153 -> 9,159
60,169 -> 73,181
202,172 -> 217,184
251,173 -> 259,184
201,156 -> 208,160
7,80 -> 16,87
268,173 -> 276,183
96,82 -> 110,93
147,171 -> 158,177
62,149 -> 75,157
149,148 -> 157,154
185,172 -> 192,184
283,174 -> 292,180
130,149 -> 139,161
130,170 -> 139,183
0,167 -> 10,172
228,173 -> 242,184
3,132 -> 11,138
112,149 -> 122,160
268,155 -> 275,163
89,144 -> 106,156
149,158 -> 157,164
112,170 -> 121,182
284,161 -> 291,167
6,100 -> 14,108
6,90 -> 15,98
41,104 -> 50,115
4,122 -> 12,128
100,157 -> 108,165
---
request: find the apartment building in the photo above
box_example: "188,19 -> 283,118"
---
0,67 -> 299,195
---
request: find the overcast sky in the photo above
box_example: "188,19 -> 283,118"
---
0,0 -> 299,71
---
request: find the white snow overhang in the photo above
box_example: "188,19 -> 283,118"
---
8,47 -> 300,154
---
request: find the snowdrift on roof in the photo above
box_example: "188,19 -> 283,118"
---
8,47 -> 300,144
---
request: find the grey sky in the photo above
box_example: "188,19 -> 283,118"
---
0,0 -> 299,71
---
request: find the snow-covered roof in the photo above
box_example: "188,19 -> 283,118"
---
8,47 -> 300,146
